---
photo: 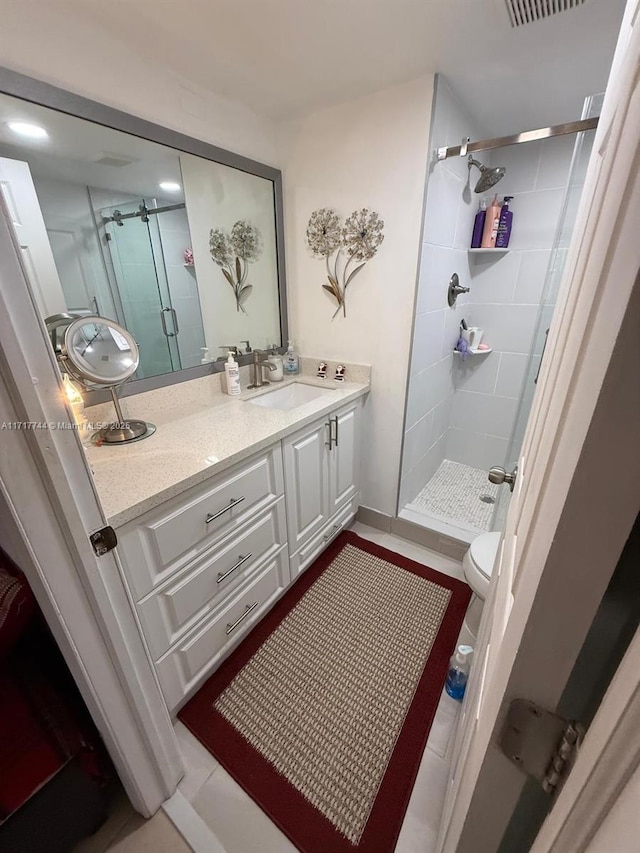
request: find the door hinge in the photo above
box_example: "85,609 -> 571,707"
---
499,699 -> 585,796
90,525 -> 118,556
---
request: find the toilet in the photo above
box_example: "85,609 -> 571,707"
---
462,531 -> 501,640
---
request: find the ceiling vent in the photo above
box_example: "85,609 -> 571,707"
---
504,0 -> 586,27
92,152 -> 138,167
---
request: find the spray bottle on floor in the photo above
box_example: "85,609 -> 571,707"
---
445,645 -> 474,701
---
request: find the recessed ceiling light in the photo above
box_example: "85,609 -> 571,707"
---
159,181 -> 181,192
7,121 -> 49,139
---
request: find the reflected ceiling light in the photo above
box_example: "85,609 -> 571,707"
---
159,181 -> 181,192
7,121 -> 49,139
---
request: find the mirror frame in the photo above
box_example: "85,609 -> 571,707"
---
0,66 -> 289,400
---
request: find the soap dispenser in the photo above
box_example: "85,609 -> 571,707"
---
284,340 -> 299,376
200,347 -> 214,364
224,351 -> 241,396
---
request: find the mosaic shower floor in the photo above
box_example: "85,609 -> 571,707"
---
409,460 -> 499,531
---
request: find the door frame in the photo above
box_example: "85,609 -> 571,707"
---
437,1 -> 640,849
0,193 -> 183,816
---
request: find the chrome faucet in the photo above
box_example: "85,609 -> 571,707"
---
248,349 -> 277,389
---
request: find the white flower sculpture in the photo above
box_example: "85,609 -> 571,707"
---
209,220 -> 263,313
306,207 -> 384,318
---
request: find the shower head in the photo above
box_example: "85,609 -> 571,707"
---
468,155 -> 506,193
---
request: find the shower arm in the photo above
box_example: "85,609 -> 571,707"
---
436,117 -> 599,161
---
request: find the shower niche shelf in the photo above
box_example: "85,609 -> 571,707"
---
454,347 -> 492,356
468,248 -> 509,255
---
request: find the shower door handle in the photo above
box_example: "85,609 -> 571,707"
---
488,465 -> 518,492
170,307 -> 179,336
160,307 -> 177,337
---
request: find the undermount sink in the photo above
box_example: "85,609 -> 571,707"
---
247,382 -> 333,411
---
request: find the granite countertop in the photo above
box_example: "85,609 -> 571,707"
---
83,369 -> 369,528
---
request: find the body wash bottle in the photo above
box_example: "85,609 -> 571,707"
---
224,351 -> 241,395
481,194 -> 501,248
496,196 -> 514,248
471,198 -> 488,248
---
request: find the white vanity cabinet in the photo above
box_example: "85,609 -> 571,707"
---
113,396 -> 363,712
284,399 -> 361,578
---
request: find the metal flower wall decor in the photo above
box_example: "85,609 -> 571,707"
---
209,220 -> 263,313
306,207 -> 384,318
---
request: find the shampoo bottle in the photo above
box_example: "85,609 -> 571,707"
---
496,196 -> 514,248
284,340 -> 299,376
224,351 -> 241,396
445,645 -> 474,701
480,194 -> 501,248
470,198 -> 488,248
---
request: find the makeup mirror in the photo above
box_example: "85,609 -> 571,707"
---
61,316 -> 155,443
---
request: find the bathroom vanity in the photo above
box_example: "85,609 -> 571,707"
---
84,370 -> 369,711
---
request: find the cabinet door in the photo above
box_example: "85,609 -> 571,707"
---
283,418 -> 330,552
328,401 -> 360,515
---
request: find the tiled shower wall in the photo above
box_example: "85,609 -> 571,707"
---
446,133 -> 580,470
399,77 -> 481,507
401,75 -> 588,509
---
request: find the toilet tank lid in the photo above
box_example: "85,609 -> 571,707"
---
470,532 -> 502,578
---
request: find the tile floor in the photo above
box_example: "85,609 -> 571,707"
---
75,521 -> 471,853
408,459 -> 499,532
73,789 -> 189,853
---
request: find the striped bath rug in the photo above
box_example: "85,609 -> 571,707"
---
179,530 -> 471,852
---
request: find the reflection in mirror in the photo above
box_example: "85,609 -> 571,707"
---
0,86 -> 284,386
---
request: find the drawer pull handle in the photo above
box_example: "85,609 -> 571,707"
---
332,415 -> 339,448
226,601 -> 259,635
323,522 -> 342,543
217,553 -> 253,583
205,496 -> 245,524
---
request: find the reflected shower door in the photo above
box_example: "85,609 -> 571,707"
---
101,200 -> 181,379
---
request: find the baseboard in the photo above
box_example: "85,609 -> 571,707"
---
390,517 -> 468,562
355,506 -> 393,533
162,789 -> 226,853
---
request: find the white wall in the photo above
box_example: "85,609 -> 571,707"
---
399,77 -> 480,507
0,3 -> 279,166
278,76 -> 433,516
31,175 -> 118,320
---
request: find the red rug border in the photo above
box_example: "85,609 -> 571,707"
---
179,530 -> 471,853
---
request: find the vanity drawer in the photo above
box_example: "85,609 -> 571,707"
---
137,498 -> 287,659
155,548 -> 289,711
117,447 -> 284,598
289,493 -> 359,579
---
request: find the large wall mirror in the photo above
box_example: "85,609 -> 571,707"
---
0,68 -> 287,393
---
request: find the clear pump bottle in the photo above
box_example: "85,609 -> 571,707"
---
284,340 -> 299,375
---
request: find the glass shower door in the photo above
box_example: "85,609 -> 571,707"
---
101,200 -> 181,379
491,95 -> 602,531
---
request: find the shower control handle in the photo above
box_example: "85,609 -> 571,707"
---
488,465 -> 518,492
447,273 -> 470,307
